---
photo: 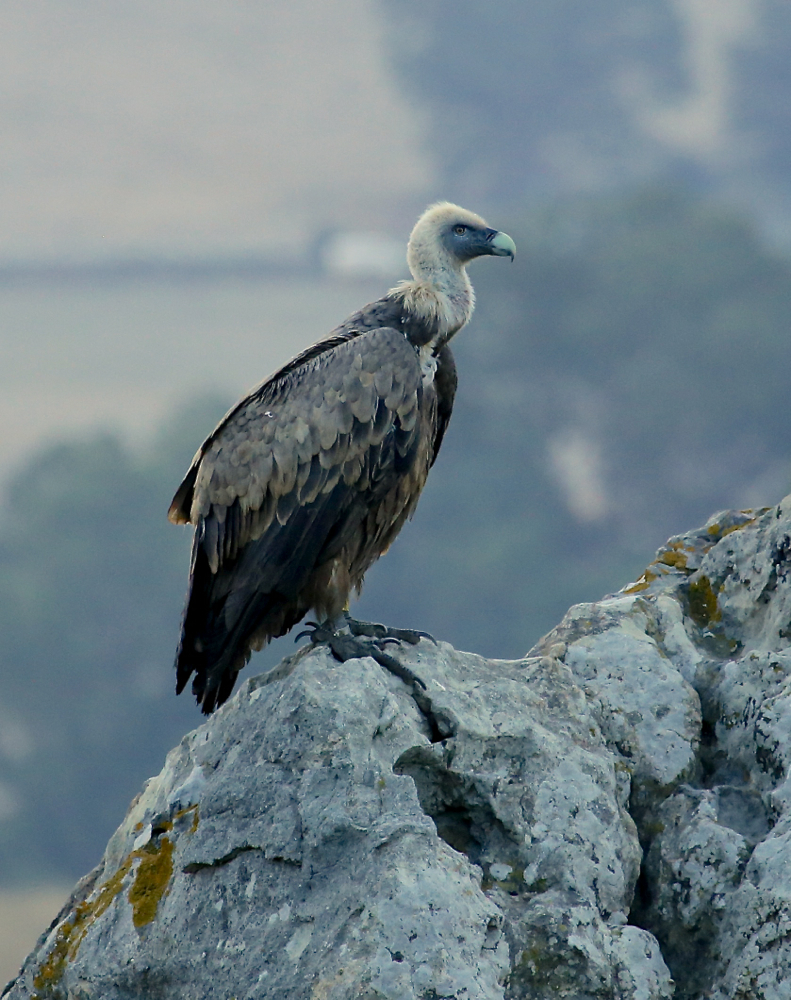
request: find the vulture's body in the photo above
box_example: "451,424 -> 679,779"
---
170,203 -> 515,712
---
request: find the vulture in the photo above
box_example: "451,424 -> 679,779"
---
169,202 -> 515,713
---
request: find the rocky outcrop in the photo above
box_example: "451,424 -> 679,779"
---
532,501 -> 791,998
6,496 -> 791,999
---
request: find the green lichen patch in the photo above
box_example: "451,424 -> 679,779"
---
707,511 -> 763,539
128,836 -> 174,928
624,569 -> 657,594
174,803 -> 200,834
506,942 -> 566,990
687,575 -> 722,628
654,539 -> 698,571
721,518 -> 757,538
32,833 -> 176,995
33,856 -> 135,997
657,549 -> 689,569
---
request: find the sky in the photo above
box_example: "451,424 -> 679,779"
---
0,0 -> 435,262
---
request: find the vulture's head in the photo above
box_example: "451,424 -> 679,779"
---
407,202 -> 516,281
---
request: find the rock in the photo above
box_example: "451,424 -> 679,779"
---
6,495 -> 791,999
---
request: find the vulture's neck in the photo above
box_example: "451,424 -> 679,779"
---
389,261 -> 475,352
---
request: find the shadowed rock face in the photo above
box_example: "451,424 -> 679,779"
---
7,496 -> 791,999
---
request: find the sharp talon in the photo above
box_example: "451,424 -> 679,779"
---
295,622 -> 323,643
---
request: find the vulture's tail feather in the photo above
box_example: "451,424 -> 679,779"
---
175,492 -> 349,713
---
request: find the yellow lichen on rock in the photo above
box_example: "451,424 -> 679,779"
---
32,857 -> 135,997
624,569 -> 658,594
720,517 -> 757,538
174,803 -> 200,834
657,550 -> 688,569
707,513 -> 762,538
128,837 -> 175,929
687,575 -> 722,627
32,831 -> 177,995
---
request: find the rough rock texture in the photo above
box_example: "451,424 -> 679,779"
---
7,495 -> 791,999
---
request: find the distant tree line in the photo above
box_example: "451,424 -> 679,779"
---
383,2 -> 791,224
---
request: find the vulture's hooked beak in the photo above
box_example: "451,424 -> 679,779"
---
486,230 -> 516,261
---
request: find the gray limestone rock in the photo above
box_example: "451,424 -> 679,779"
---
7,494 -> 791,998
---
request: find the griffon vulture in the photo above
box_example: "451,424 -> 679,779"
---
169,202 -> 515,712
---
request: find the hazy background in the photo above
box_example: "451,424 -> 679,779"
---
4,0 -> 791,981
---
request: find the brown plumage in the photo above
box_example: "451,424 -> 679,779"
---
169,202 -> 515,712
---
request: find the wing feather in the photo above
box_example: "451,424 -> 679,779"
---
180,328 -> 420,534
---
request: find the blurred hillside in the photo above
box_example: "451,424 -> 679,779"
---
1,187 -> 790,892
383,0 -> 791,236
0,0 -> 433,262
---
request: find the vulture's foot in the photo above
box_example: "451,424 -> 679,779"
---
344,613 -> 436,646
295,619 -> 427,690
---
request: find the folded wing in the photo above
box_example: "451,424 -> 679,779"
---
170,326 -> 430,712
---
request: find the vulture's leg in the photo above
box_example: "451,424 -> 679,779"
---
344,612 -> 436,646
295,618 -> 427,690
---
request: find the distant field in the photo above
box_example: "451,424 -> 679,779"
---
0,886 -> 70,987
0,273 -> 383,485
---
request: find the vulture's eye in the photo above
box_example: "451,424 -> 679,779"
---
454,225 -> 467,235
